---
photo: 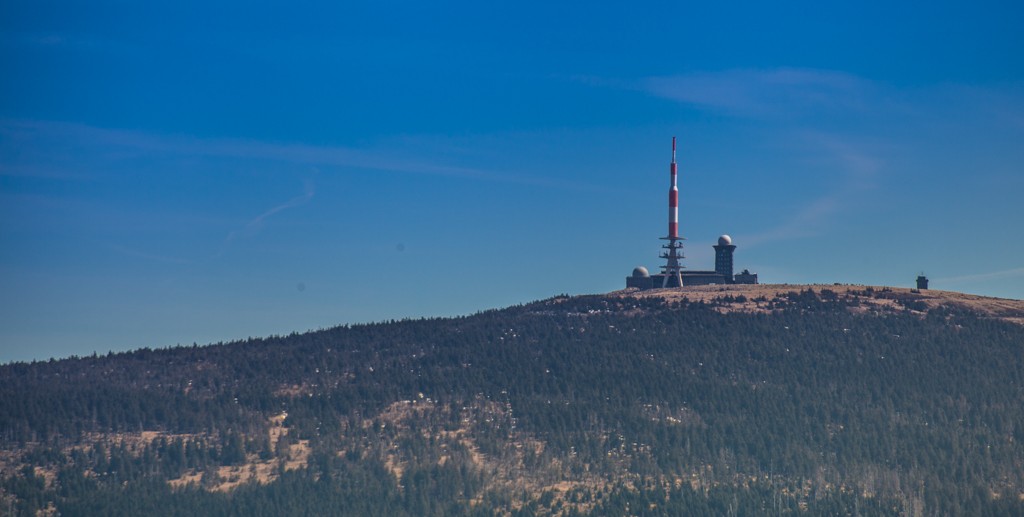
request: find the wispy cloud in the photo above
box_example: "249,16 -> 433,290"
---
793,130 -> 887,188
936,267 -> 1024,285
3,119 -> 626,197
0,119 -> 567,187
742,196 -> 842,248
740,130 -> 887,248
642,68 -> 878,117
638,68 -> 896,247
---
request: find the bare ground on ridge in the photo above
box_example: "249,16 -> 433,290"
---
613,283 -> 1024,325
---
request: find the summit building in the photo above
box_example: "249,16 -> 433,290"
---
625,138 -> 758,290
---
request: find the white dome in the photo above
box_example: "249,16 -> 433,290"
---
632,266 -> 650,278
718,234 -> 733,246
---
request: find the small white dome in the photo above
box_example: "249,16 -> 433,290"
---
632,266 -> 650,278
718,234 -> 733,246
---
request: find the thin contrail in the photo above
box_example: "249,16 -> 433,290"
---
216,181 -> 315,258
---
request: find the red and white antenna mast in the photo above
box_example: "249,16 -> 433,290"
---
660,137 -> 685,287
668,136 -> 678,239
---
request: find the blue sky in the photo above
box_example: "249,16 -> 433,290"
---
2,1 -> 1023,362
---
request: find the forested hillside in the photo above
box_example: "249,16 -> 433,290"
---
2,287 -> 1023,515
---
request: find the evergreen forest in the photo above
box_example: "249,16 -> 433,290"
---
2,287 -> 1024,515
